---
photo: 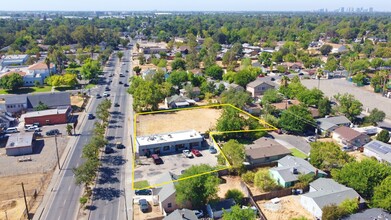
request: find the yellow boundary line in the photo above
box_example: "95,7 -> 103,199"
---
132,104 -> 277,190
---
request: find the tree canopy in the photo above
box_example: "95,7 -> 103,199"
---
0,73 -> 24,90
372,176 -> 391,212
309,141 -> 354,171
222,205 -> 256,220
279,105 -> 315,134
334,93 -> 363,121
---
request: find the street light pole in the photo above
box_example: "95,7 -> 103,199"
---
55,134 -> 61,171
20,182 -> 30,220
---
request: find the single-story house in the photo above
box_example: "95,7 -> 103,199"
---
21,106 -> 71,125
269,156 -> 327,188
300,178 -> 365,219
154,172 -> 180,214
282,62 -> 303,71
179,87 -> 201,100
331,45 -> 349,54
164,209 -> 198,220
6,133 -> 34,156
0,54 -> 29,66
316,116 -> 351,136
342,208 -> 391,220
246,79 -> 276,97
5,92 -> 71,113
270,99 -> 300,110
206,198 -> 236,219
244,103 -> 261,115
165,95 -> 196,109
332,126 -> 370,148
141,68 -> 156,79
363,140 -> 391,165
245,137 -> 291,166
136,130 -> 203,156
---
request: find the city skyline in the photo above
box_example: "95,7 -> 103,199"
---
0,0 -> 389,12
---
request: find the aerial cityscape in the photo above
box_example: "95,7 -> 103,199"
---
0,1 -> 390,220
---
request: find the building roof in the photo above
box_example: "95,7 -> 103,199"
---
166,95 -> 195,106
28,62 -> 54,70
363,140 -> 391,163
137,130 -> 202,147
302,178 -> 364,209
271,99 -> 301,110
247,79 -> 277,88
6,133 -> 34,149
156,172 -> 178,203
1,70 -> 27,78
342,208 -> 391,220
333,126 -> 367,141
245,138 -> 291,160
5,95 -> 27,105
26,92 -> 71,109
208,198 -> 236,212
3,54 -> 28,60
164,209 -> 198,220
22,107 -> 68,118
317,116 -> 351,127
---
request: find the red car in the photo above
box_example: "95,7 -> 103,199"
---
191,149 -> 202,157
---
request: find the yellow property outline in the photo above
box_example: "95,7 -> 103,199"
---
132,103 -> 277,190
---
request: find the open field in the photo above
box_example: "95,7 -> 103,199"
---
136,108 -> 222,136
258,195 -> 313,220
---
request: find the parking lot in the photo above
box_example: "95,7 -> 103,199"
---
134,147 -> 219,186
0,124 -> 69,176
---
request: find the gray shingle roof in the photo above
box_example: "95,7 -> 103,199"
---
247,79 -> 276,88
270,166 -> 298,182
342,208 -> 391,220
26,92 -> 70,109
5,95 -> 27,105
164,209 -> 198,220
317,116 -> 351,127
156,172 -> 178,203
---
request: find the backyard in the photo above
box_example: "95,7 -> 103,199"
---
0,86 -> 52,94
257,195 -> 313,220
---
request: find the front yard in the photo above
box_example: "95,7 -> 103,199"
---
0,86 -> 52,94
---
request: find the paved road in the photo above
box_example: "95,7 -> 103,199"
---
301,78 -> 391,120
88,49 -> 133,220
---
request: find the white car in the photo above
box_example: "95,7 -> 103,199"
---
193,210 -> 203,218
24,126 -> 41,132
103,92 -> 109,97
183,150 -> 193,158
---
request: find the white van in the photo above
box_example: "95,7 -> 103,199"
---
5,127 -> 18,133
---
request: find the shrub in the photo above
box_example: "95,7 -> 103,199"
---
241,171 -> 255,185
254,169 -> 279,192
79,196 -> 88,206
225,189 -> 244,205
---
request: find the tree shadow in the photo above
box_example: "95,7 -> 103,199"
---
85,205 -> 97,211
97,167 -> 119,184
101,155 -> 127,166
92,187 -> 122,201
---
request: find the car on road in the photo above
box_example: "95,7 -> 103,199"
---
135,189 -> 152,195
105,87 -> 110,91
125,70 -> 129,73
192,210 -> 204,218
305,136 -> 316,143
96,94 -> 102,99
119,81 -> 123,84
88,114 -> 95,120
104,146 -> 114,154
209,146 -> 217,154
151,154 -> 163,165
5,127 -> 18,134
46,129 -> 60,136
103,92 -> 109,97
183,150 -> 193,158
119,73 -> 125,77
138,199 -> 149,213
124,83 -> 128,87
114,103 -> 120,107
116,142 -> 124,149
191,149 -> 202,157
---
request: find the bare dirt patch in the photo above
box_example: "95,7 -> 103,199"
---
71,95 -> 84,107
348,151 -> 369,162
0,198 -> 28,220
257,195 -> 313,220
217,176 -> 246,198
136,108 -> 222,136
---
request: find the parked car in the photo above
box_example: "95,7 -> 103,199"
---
119,73 -> 125,77
342,146 -> 353,152
135,189 -> 152,195
103,92 -> 109,97
305,136 -> 316,143
24,126 -> 41,132
119,81 -> 123,84
151,154 -> 163,165
138,199 -> 149,213
183,150 -> 193,158
191,149 -> 202,157
192,210 -> 204,218
124,83 -> 129,87
209,146 -> 217,154
125,70 -> 129,73
88,114 -> 95,120
114,103 -> 120,107
105,87 -> 110,91
116,142 -> 124,149
5,127 -> 18,134
104,146 -> 114,154
46,129 -> 60,136
96,94 -> 102,99
33,122 -> 40,127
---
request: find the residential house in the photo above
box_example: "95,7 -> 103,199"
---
179,87 -> 201,100
300,178 -> 365,219
342,208 -> 391,220
316,116 -> 352,136
187,69 -> 203,77
165,95 -> 196,109
154,172 -> 180,214
163,209 -> 198,220
5,92 -> 71,113
331,45 -> 349,54
270,99 -> 301,111
141,68 -> 156,79
6,133 -> 34,156
206,198 -> 236,219
174,37 -> 186,43
245,137 -> 291,167
332,126 -> 370,148
24,62 -> 56,86
363,140 -> 391,165
269,156 -> 327,188
0,54 -> 29,67
282,62 -> 303,72
177,46 -> 190,54
246,79 -> 276,98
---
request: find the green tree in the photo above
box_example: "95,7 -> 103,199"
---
167,71 -> 188,88
322,204 -> 346,220
279,105 -> 315,134
339,198 -> 359,215
45,75 -> 63,87
171,58 -> 186,71
133,66 -> 142,74
234,69 -> 258,87
334,93 -> 363,121
73,158 -> 100,186
220,89 -> 252,108
221,140 -> 245,172
80,58 -> 101,80
225,189 -> 244,205
216,107 -> 245,133
222,205 -> 256,220
128,77 -> 166,112
332,159 -> 391,199
62,73 -> 78,86
35,101 -> 49,111
66,124 -> 73,136
0,73 -> 24,90
205,65 -> 223,80
372,176 -> 391,212
138,53 -> 146,65
116,51 -> 124,62
254,169 -> 279,192
309,142 -> 354,171
259,52 -> 272,67
297,88 -> 324,107
175,164 -> 220,208
366,108 -> 386,125
324,57 -> 338,72
352,73 -> 366,86
241,171 -> 255,185
376,130 -> 390,143
276,65 -> 287,73
318,98 -> 332,117
262,89 -> 283,104
320,44 -> 333,55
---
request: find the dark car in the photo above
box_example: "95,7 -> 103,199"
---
96,94 -> 102,99
88,114 -> 95,120
191,149 -> 202,157
209,146 -> 217,154
114,103 -> 120,107
46,129 -> 60,136
151,154 -> 163,165
124,83 -> 129,87
119,81 -> 123,84
104,146 -> 114,154
125,70 -> 129,73
135,189 -> 152,195
105,87 -> 110,91
138,199 -> 149,213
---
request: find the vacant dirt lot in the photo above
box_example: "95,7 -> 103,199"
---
217,176 -> 247,198
71,95 -> 84,107
258,195 -> 313,220
136,108 -> 222,136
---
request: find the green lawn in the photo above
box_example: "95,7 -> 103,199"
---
290,148 -> 308,159
0,86 -> 52,94
85,84 -> 96,89
134,180 -> 150,189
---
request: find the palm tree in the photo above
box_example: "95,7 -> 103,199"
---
280,75 -> 290,87
316,68 -> 324,89
117,52 -> 124,63
44,57 -> 51,76
378,70 -> 389,93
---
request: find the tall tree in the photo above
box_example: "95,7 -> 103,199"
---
309,141 -> 354,171
223,205 -> 256,220
334,93 -> 363,121
372,176 -> 391,212
279,105 -> 315,134
0,73 -> 24,90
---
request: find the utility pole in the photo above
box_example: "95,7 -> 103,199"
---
55,134 -> 61,171
20,182 -> 30,220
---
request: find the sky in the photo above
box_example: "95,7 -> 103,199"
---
1,0 -> 389,12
